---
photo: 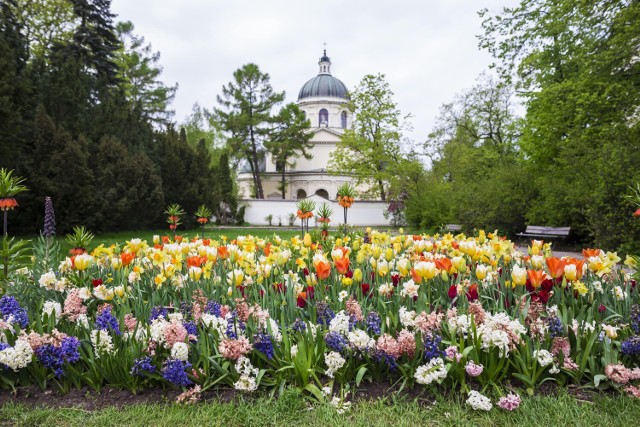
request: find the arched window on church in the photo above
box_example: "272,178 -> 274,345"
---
319,109 -> 328,127
341,111 -> 347,129
296,189 -> 307,200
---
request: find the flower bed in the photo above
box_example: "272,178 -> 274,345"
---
1,230 -> 639,410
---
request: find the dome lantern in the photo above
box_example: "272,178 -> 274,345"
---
298,50 -> 348,101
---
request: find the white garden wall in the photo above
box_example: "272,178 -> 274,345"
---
240,195 -> 391,227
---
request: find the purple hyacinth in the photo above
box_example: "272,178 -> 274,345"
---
316,301 -> 335,326
226,313 -> 245,339
43,196 -> 56,237
162,359 -> 192,386
149,306 -> 168,322
253,332 -> 275,359
95,306 -> 121,335
35,344 -> 65,378
291,318 -> 307,332
0,296 -> 29,328
621,336 -> 640,356
324,331 -> 348,353
423,334 -> 444,362
547,315 -> 564,338
183,320 -> 198,337
131,356 -> 156,376
365,312 -> 381,335
60,336 -> 81,363
205,300 -> 221,317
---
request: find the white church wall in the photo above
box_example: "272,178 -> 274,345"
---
240,198 -> 391,226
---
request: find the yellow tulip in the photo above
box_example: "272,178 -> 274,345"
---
353,268 -> 363,282
303,233 -> 312,247
74,254 -> 94,271
511,265 -> 527,286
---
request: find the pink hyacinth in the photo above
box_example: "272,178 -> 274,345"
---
465,360 -> 484,377
397,329 -> 416,358
625,385 -> 640,398
219,337 -> 252,360
468,302 -> 486,325
63,290 -> 86,321
345,297 -> 364,322
497,393 -> 521,411
605,364 -> 640,384
220,305 -> 231,319
235,298 -> 250,322
414,311 -> 443,335
163,322 -> 188,348
445,345 -> 462,363
376,333 -> 401,359
124,314 -> 138,332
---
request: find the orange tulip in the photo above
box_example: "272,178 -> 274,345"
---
120,251 -> 135,266
545,257 -> 566,279
527,269 -> 546,288
582,248 -> 600,259
314,259 -> 331,280
565,258 -> 585,280
410,268 -> 422,284
435,258 -> 452,274
263,243 -> 272,257
335,257 -> 350,274
186,256 -> 206,268
217,246 -> 229,259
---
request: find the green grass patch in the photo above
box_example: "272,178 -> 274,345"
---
1,390 -> 639,427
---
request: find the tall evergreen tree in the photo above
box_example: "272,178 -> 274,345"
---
265,103 -> 312,199
214,63 -> 284,199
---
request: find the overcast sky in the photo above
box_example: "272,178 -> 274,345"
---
111,0 -> 517,143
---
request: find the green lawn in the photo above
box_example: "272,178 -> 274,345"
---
1,390 -> 639,427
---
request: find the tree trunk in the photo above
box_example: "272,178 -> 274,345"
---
281,163 -> 286,199
378,179 -> 386,201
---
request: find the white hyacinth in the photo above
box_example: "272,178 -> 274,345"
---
0,338 -> 33,371
324,351 -> 346,378
91,329 -> 115,358
399,306 -> 417,328
348,329 -> 375,351
42,300 -> 62,322
414,357 -> 448,385
171,342 -> 189,361
329,311 -> 351,336
466,390 -> 493,411
533,349 -> 554,367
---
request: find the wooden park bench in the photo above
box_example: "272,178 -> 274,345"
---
516,225 -> 571,240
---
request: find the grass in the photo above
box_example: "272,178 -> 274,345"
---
1,390 -> 639,426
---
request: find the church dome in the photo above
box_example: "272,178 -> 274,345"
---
297,50 -> 348,101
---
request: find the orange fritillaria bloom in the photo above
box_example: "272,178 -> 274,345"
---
0,198 -> 18,211
335,257 -> 350,275
545,257 -> 566,279
527,269 -> 546,288
313,260 -> 331,280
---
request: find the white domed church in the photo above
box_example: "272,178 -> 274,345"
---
237,51 -> 357,200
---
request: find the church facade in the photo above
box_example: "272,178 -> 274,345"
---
237,51 -> 357,200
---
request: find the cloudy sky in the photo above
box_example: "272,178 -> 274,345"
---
111,0 -> 517,143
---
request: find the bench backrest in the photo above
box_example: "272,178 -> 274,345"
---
445,224 -> 462,231
525,225 -> 571,236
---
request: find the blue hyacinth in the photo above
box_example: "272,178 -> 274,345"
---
254,332 -> 275,359
183,320 -> 198,337
35,344 -> 65,378
162,359 -> 192,386
0,296 -> 29,328
95,306 -> 121,335
423,334 -> 444,362
291,318 -> 307,332
324,331 -> 348,353
631,305 -> 640,334
316,302 -> 335,326
547,315 -> 564,338
621,335 -> 640,356
365,312 -> 381,335
205,300 -> 221,317
60,336 -> 81,363
149,306 -> 168,322
131,356 -> 156,376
